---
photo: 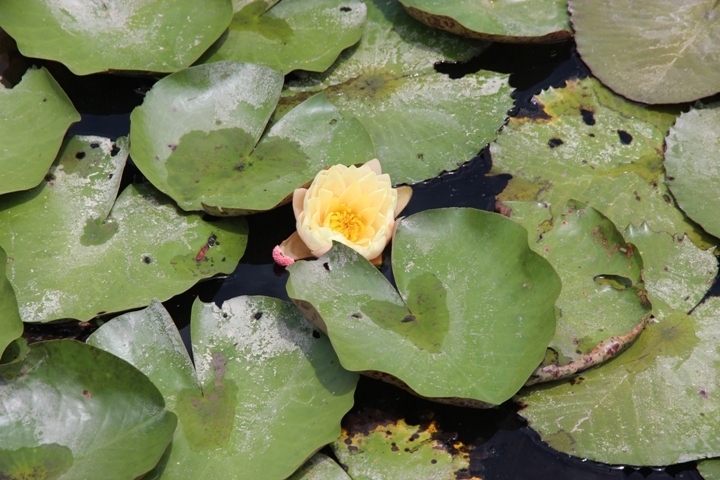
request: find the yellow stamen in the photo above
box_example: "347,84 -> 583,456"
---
328,205 -> 365,242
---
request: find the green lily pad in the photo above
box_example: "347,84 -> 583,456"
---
665,103 -> 720,239
130,61 -> 375,214
507,200 -> 649,376
698,458 -> 720,480
517,221 -> 719,465
0,245 -> 22,359
282,0 -> 513,184
287,208 -> 561,406
568,0 -> 720,104
0,338 -> 30,366
0,136 -> 247,323
87,298 -> 358,479
399,0 -> 571,43
288,453 -> 351,480
518,295 -> 720,466
0,0 -> 233,75
200,0 -> 367,73
0,67 -> 79,195
0,339 -> 177,479
331,415 -> 471,479
491,77 -> 697,242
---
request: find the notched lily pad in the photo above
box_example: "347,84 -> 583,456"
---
88,298 -> 358,479
0,339 -> 177,480
0,135 -> 248,323
399,0 -> 572,43
282,0 -> 513,185
0,0 -> 233,75
131,62 -> 375,214
200,0 -> 368,73
507,200 -> 650,384
287,208 -> 561,406
0,67 -> 79,195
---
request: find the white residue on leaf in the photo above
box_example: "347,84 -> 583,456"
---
47,0 -> 142,34
19,289 -> 64,321
194,297 -> 314,385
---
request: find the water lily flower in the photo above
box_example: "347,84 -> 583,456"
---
273,159 -> 412,267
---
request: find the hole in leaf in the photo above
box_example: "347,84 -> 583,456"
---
253,312 -> 263,320
312,330 -> 321,339
617,130 -> 633,145
340,6 -> 352,11
580,108 -> 595,125
548,138 -> 564,148
75,151 -> 86,159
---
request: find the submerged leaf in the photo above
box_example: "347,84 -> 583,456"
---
0,67 -> 79,195
287,208 -> 560,405
0,340 -> 177,479
0,246 -> 22,359
0,136 -> 247,322
88,298 -> 358,479
332,412 -> 472,479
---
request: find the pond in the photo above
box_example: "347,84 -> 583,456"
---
1,2 -> 719,479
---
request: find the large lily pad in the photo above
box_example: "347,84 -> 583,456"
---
282,0 -> 513,184
200,0 -> 368,73
0,339 -> 177,479
331,414 -> 471,479
519,295 -> 720,466
490,77 -> 696,241
399,0 -> 571,43
0,67 -> 79,195
568,0 -> 720,104
287,208 -> 561,406
0,246 -> 22,359
88,298 -> 358,480
0,0 -> 233,75
517,225 -> 719,465
665,103 -> 720,239
130,61 -> 375,214
507,200 -> 649,375
0,136 -> 247,323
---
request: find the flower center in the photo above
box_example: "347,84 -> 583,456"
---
328,205 -> 365,242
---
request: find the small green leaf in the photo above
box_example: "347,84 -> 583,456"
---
287,208 -> 561,405
0,340 -> 177,479
200,0 -> 368,73
0,67 -> 79,195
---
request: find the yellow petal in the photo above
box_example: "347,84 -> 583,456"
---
364,158 -> 382,176
292,188 -> 306,219
394,186 -> 412,218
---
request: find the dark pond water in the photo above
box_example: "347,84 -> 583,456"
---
14,36 -> 707,479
